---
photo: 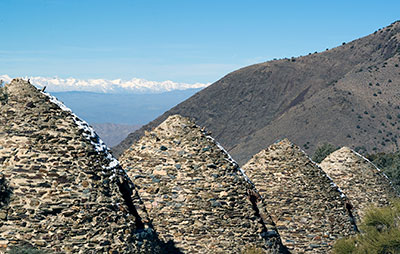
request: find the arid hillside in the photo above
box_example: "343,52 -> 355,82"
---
114,21 -> 400,165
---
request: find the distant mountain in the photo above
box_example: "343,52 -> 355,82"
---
91,123 -> 141,147
0,74 -> 209,93
114,21 -> 400,165
52,89 -> 202,125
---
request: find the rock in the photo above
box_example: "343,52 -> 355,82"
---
153,170 -> 168,176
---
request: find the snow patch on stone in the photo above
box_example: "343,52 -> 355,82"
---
41,91 -> 120,178
206,134 -> 254,185
351,149 -> 394,184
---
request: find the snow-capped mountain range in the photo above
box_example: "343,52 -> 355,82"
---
0,74 -> 210,94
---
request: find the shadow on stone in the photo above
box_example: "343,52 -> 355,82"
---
0,173 -> 11,210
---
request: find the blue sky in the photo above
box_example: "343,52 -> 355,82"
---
0,0 -> 399,83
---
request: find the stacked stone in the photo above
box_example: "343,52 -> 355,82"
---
119,115 -> 287,253
0,79 -> 162,253
319,147 -> 399,223
242,139 -> 355,253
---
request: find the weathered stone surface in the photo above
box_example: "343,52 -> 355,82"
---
120,115 -> 288,253
0,79 -> 163,253
242,139 -> 356,253
319,147 -> 399,223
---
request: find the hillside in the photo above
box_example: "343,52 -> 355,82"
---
113,21 -> 400,165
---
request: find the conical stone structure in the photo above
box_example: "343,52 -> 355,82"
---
319,147 -> 399,223
242,139 -> 355,253
119,115 -> 288,253
0,79 -> 162,253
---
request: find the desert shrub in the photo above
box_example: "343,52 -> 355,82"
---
333,200 -> 400,254
354,146 -> 367,155
367,152 -> 400,192
312,143 -> 339,163
333,238 -> 357,254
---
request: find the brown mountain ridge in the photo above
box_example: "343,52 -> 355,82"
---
113,20 -> 400,165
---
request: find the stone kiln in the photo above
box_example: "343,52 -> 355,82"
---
2,78 -> 389,253
319,147 -> 399,223
0,79 -> 162,253
242,139 -> 355,253
119,115 -> 287,253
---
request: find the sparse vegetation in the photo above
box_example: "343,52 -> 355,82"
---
354,146 -> 367,154
367,152 -> 400,191
333,200 -> 400,254
312,143 -> 339,163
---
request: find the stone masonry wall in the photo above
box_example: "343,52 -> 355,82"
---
0,79 -> 162,253
242,139 -> 355,253
319,147 -> 399,223
119,115 -> 288,253
3,78 -> 387,253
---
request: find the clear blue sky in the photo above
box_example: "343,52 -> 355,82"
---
0,0 -> 399,83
